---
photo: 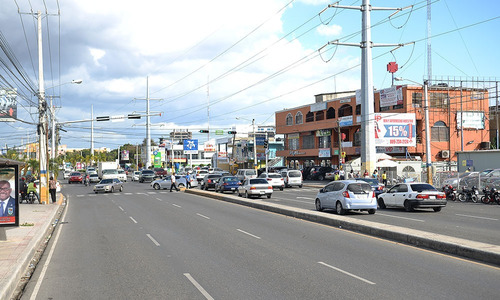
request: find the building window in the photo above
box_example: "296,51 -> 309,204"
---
430,93 -> 449,108
393,103 -> 404,109
288,137 -> 299,150
431,121 -> 449,142
354,129 -> 361,146
327,107 -> 335,119
355,104 -> 361,115
303,135 -> 315,149
380,106 -> 390,112
318,135 -> 331,148
295,112 -> 303,124
306,111 -> 314,122
286,113 -> 293,126
316,111 -> 324,121
412,92 -> 422,108
338,104 -> 353,117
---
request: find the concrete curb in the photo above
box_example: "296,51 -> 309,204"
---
6,194 -> 66,300
185,188 -> 500,266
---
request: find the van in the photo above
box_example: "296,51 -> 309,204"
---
236,169 -> 257,181
281,170 -> 303,188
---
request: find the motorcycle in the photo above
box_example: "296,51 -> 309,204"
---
27,191 -> 38,204
481,187 -> 500,204
458,186 -> 479,203
442,185 -> 457,201
84,176 -> 90,186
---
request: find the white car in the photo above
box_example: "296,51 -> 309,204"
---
101,169 -> 120,180
258,173 -> 284,191
117,169 -> 127,182
315,180 -> 377,215
237,178 -> 273,199
196,170 -> 209,182
63,170 -> 72,179
151,176 -> 187,190
377,182 -> 446,212
280,170 -> 303,188
131,171 -> 141,181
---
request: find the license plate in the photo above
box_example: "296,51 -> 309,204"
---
231,188 -> 235,190
260,191 -> 265,194
429,195 -> 435,199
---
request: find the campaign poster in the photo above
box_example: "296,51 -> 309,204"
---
0,166 -> 19,227
374,113 -> 416,147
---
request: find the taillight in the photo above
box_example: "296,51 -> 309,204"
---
268,186 -> 273,190
378,186 -> 383,190
267,178 -> 272,181
208,179 -> 212,183
250,186 -> 256,190
280,178 -> 284,181
342,191 -> 350,198
416,194 -> 429,199
223,183 -> 228,186
436,194 -> 446,199
370,191 -> 375,198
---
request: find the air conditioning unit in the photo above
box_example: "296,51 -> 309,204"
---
441,150 -> 450,158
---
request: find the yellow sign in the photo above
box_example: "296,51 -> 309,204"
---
341,151 -> 346,158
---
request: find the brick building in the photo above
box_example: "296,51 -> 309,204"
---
275,84 -> 490,170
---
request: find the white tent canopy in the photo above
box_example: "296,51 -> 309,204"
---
376,159 -> 398,168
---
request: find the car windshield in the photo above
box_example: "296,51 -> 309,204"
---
142,170 -> 154,175
288,171 -> 301,177
356,178 -> 379,185
480,169 -> 493,176
208,175 -> 221,179
246,170 -> 257,175
118,170 -> 125,174
70,172 -> 80,176
410,184 -> 436,192
100,179 -> 113,184
347,183 -> 372,194
134,171 -> 141,175
103,169 -> 118,174
223,177 -> 239,182
268,174 -> 282,178
90,174 -> 98,177
250,179 -> 268,185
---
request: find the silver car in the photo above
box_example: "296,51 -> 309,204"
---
93,178 -> 124,193
89,173 -> 100,183
237,178 -> 273,199
151,176 -> 187,190
315,180 -> 377,215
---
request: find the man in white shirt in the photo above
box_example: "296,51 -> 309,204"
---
170,173 -> 179,192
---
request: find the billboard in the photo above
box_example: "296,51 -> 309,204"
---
456,111 -> 485,130
121,150 -> 129,161
0,88 -> 17,120
379,86 -> 403,108
0,166 -> 19,227
374,113 -> 416,147
183,139 -> 199,154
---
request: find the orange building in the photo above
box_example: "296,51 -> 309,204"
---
275,84 -> 490,169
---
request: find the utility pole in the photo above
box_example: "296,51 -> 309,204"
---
37,11 -> 49,204
424,80 -> 432,185
322,1 -> 410,174
337,119 -> 342,169
91,104 -> 94,159
252,119 -> 257,171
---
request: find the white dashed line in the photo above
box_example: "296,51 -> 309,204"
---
129,216 -> 138,223
318,262 -> 375,285
237,229 -> 261,239
184,273 -> 214,300
118,206 -> 124,211
172,204 -> 182,208
297,196 -> 314,200
124,192 -> 133,195
377,213 -> 425,222
455,214 -> 498,221
196,213 -> 210,220
146,234 -> 160,246
156,198 -> 163,201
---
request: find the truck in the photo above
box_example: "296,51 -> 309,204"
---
98,161 -> 118,178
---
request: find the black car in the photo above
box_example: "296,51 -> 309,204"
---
354,178 -> 385,198
309,166 -> 333,181
139,170 -> 156,183
201,174 -> 222,190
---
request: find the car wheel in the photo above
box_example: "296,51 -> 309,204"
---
433,207 -> 442,212
245,191 -> 249,198
299,185 -> 303,188
95,192 -> 98,194
336,201 -> 346,215
238,191 -> 242,197
111,187 -> 114,193
318,175 -> 324,181
368,209 -> 376,214
154,183 -> 160,190
120,186 -> 123,192
404,200 -> 414,212
267,194 -> 271,199
279,187 -> 283,191
378,198 -> 386,209
315,199 -> 323,211
178,183 -> 185,189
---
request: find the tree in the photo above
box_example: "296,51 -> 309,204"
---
141,138 -> 157,147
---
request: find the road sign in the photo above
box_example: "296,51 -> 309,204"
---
215,130 -> 224,135
183,139 -> 198,154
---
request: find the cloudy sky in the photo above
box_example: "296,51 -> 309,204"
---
1,0 -> 499,150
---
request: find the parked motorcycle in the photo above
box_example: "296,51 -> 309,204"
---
442,185 -> 457,201
458,186 -> 479,203
481,187 -> 500,204
27,191 -> 38,204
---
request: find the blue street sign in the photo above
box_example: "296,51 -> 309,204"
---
183,139 -> 199,154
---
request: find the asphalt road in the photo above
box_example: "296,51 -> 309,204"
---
21,181 -> 500,299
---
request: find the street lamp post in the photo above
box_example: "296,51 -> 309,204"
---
236,117 -> 258,171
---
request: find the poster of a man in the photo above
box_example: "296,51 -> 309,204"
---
0,167 -> 18,226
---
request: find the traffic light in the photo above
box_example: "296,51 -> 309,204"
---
228,131 -> 237,134
264,140 -> 268,148
199,130 -> 209,133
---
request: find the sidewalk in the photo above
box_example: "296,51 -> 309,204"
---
0,194 -> 64,300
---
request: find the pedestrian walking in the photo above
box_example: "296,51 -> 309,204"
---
49,176 -> 57,203
170,172 -> 179,192
185,173 -> 192,189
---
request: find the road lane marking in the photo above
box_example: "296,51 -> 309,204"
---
184,273 -> 214,300
318,262 -> 375,285
124,192 -> 133,195
118,206 -> 124,211
376,213 -> 425,222
237,229 -> 261,239
172,204 -> 182,208
156,197 -> 163,201
297,196 -> 314,200
147,192 -> 157,194
76,195 -> 85,197
147,234 -> 160,246
129,216 -> 138,223
455,214 -> 498,221
273,197 -> 311,204
196,213 -> 211,220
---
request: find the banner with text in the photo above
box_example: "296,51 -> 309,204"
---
374,113 -> 416,147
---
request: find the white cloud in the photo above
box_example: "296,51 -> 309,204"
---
89,48 -> 106,66
317,24 -> 342,37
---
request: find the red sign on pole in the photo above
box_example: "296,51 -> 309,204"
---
387,62 -> 398,73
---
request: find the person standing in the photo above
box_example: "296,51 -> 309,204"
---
363,169 -> 369,178
49,176 -> 57,203
382,171 -> 387,186
372,169 -> 378,180
185,173 -> 192,189
0,180 -> 16,218
170,172 -> 179,192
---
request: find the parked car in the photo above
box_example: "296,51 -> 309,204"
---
315,180 -> 377,215
196,170 -> 209,182
237,178 -> 273,199
89,173 -> 100,183
354,178 -> 385,198
377,182 -> 446,212
215,176 -> 241,193
309,166 -> 333,181
131,171 -> 141,182
139,170 -> 156,183
462,169 -> 494,188
201,174 -> 223,190
442,172 -> 477,189
280,170 -> 303,188
68,172 -> 83,184
258,173 -> 284,191
93,178 -> 123,193
151,175 -> 188,190
154,168 -> 168,178
117,169 -> 127,182
236,169 -> 258,182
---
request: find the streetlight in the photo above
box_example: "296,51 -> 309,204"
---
236,117 -> 257,171
395,77 -> 432,185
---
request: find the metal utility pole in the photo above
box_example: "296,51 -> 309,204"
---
424,80 -> 432,185
337,119 -> 342,169
37,11 -> 49,204
325,0 -> 410,174
91,105 -> 94,159
427,0 -> 432,81
252,119 -> 257,171
496,82 -> 499,149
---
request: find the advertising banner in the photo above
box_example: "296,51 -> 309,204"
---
183,139 -> 199,154
318,148 -> 331,158
374,113 -> 416,147
339,116 -> 353,127
121,150 -> 129,161
456,111 -> 485,129
379,86 -> 403,108
0,166 -> 18,226
0,88 -> 17,121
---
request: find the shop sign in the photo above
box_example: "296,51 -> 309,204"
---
318,148 -> 331,158
289,150 -> 306,156
339,116 -> 353,127
316,129 -> 331,137
374,113 -> 416,147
